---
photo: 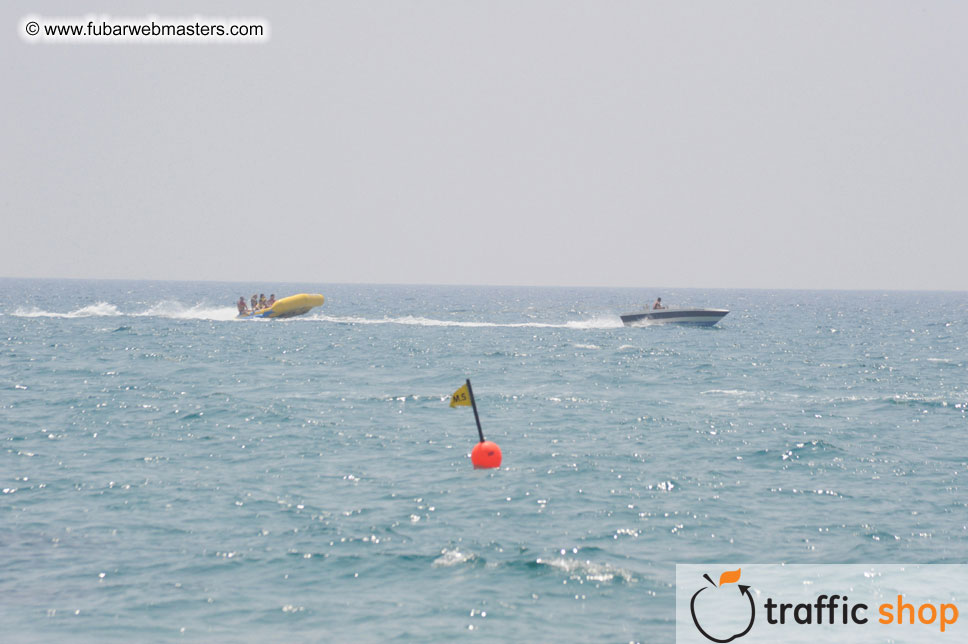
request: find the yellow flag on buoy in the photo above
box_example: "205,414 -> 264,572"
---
450,383 -> 471,407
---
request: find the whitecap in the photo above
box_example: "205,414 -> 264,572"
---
535,556 -> 634,583
433,548 -> 476,567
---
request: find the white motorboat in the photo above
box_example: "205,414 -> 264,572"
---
620,307 -> 729,327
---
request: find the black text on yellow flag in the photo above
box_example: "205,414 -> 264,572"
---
450,383 -> 471,407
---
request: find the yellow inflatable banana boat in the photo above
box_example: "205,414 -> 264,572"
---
238,293 -> 325,319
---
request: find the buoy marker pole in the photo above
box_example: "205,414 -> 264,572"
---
465,378 -> 485,442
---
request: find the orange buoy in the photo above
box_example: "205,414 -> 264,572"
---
471,440 -> 502,469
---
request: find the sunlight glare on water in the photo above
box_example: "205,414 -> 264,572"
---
1,279 -> 966,641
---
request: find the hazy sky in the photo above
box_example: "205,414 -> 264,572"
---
4,1 -> 967,290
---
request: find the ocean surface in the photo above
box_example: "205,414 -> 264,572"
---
2,279 -> 966,642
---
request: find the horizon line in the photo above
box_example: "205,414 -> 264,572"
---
1,275 -> 966,295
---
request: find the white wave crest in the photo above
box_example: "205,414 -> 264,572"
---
433,548 -> 477,567
536,557 -> 634,583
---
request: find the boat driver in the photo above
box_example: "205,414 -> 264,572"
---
653,297 -> 665,310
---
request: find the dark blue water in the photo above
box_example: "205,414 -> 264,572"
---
2,279 -> 966,641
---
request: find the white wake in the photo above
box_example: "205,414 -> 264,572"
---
305,314 -> 624,330
12,303 -> 623,328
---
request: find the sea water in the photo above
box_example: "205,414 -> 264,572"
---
2,279 -> 966,642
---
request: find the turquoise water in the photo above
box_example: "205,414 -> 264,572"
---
2,279 -> 966,642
